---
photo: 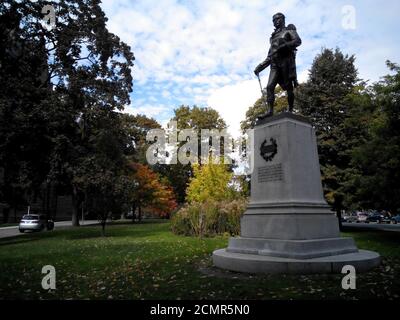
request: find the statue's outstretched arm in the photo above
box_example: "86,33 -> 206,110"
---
254,48 -> 272,75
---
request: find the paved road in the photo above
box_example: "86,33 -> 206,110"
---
342,222 -> 400,232
0,220 -> 99,239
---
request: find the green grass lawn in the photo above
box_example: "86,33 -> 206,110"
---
0,220 -> 399,300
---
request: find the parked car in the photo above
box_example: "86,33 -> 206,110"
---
381,216 -> 392,224
342,213 -> 358,223
366,212 -> 385,223
379,211 -> 393,224
356,212 -> 368,223
391,215 -> 400,224
19,214 -> 54,233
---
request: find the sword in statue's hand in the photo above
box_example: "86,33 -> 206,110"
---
256,73 -> 268,111
254,58 -> 271,111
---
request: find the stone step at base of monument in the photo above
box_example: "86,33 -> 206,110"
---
227,236 -> 358,259
212,249 -> 380,274
240,213 -> 341,240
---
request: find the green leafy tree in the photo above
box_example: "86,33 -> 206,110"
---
295,48 -> 359,227
119,113 -> 161,163
46,0 -> 134,226
0,1 -> 135,227
155,105 -> 227,203
72,111 -> 128,235
349,61 -> 400,214
0,1 -> 61,220
173,105 -> 226,131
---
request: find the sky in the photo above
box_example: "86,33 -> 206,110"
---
100,0 -> 400,136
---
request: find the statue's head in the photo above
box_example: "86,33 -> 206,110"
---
272,12 -> 285,29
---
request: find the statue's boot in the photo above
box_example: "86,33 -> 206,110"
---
258,103 -> 274,119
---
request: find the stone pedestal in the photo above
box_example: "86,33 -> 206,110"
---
213,113 -> 380,274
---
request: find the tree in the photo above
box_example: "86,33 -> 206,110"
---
0,1 -> 135,226
71,111 -> 128,235
295,48 -> 359,228
119,113 -> 161,163
155,105 -> 227,203
336,83 -> 376,211
173,105 -> 226,131
127,163 -> 177,221
0,2 -> 56,219
49,0 -> 134,226
296,48 -> 358,135
151,177 -> 177,218
349,61 -> 400,214
186,161 -> 235,203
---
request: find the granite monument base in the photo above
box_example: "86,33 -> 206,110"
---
212,113 -> 380,274
213,248 -> 380,274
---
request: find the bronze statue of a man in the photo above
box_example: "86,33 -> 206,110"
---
254,13 -> 302,118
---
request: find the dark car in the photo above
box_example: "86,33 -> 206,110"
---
366,212 -> 385,223
391,215 -> 400,224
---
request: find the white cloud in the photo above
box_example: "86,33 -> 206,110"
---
207,79 -> 261,137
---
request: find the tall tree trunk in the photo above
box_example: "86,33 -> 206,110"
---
101,220 -> 106,237
42,184 -> 46,218
101,211 -> 110,236
337,209 -> 343,232
45,182 -> 50,220
132,202 -> 137,223
53,190 -> 58,221
12,190 -> 17,222
71,186 -> 80,227
138,205 -> 142,222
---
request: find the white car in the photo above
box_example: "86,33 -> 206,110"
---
342,213 -> 358,223
19,214 -> 54,233
356,212 -> 368,223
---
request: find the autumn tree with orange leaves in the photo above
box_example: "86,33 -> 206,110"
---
127,163 -> 177,221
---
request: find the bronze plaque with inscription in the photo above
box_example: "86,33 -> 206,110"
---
258,164 -> 283,183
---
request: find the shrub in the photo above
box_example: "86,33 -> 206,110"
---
171,199 -> 247,237
170,206 -> 192,236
